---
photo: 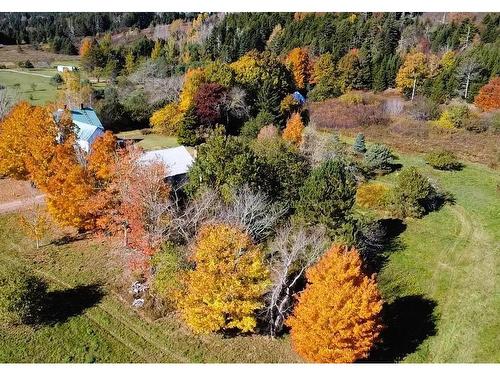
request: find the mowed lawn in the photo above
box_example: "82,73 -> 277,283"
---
0,213 -> 298,363
0,69 -> 58,104
116,129 -> 180,151
375,154 -> 500,362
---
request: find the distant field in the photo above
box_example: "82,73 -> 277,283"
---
0,66 -> 106,105
116,129 -> 180,151
0,69 -> 58,104
0,44 -> 79,68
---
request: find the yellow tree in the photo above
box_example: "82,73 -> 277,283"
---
0,102 -> 58,186
283,112 -> 305,146
337,49 -> 361,93
0,102 -> 38,179
150,103 -> 185,135
286,47 -> 311,90
311,52 -> 335,85
179,224 -> 270,334
396,51 -> 428,100
286,245 -> 383,363
18,203 -> 50,249
86,131 -> 117,182
178,68 -> 206,112
230,51 -> 265,88
79,37 -> 92,57
151,40 -> 163,60
124,51 -> 136,76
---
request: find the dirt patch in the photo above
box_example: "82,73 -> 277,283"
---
0,178 -> 41,204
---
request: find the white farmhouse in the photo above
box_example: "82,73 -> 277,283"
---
54,105 -> 105,153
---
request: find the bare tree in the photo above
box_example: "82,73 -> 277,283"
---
168,189 -> 223,244
0,87 -> 18,120
129,59 -> 185,105
457,55 -> 481,100
168,185 -> 285,244
220,185 -> 287,242
224,86 -> 249,121
265,224 -> 328,337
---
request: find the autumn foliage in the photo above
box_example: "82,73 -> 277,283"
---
286,245 -> 383,363
0,102 -> 58,184
44,138 -> 94,229
193,83 -> 227,126
179,224 -> 270,334
282,112 -> 305,145
286,47 -> 311,90
474,77 -> 500,111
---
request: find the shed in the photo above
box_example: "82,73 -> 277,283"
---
57,65 -> 77,73
292,91 -> 306,104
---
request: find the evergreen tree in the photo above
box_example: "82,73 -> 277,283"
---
353,133 -> 366,153
295,158 -> 356,235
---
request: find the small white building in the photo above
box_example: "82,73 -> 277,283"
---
57,65 -> 77,73
138,146 -> 194,179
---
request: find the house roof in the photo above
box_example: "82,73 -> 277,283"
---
70,108 -> 104,130
74,123 -> 104,143
54,107 -> 105,149
138,146 -> 195,178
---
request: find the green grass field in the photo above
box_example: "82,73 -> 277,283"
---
0,69 -> 57,104
116,129 -> 180,151
0,148 -> 498,362
374,154 -> 500,362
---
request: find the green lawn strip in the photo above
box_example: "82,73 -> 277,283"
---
116,130 -> 180,151
0,70 -> 56,104
375,155 -> 499,362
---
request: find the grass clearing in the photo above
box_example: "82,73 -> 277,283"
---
116,129 -> 180,151
374,153 -> 500,362
0,69 -> 57,104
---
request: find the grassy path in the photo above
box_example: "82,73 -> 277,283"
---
377,155 -> 499,362
2,69 -> 52,78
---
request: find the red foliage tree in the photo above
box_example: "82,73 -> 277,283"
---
193,83 -> 227,126
474,77 -> 500,111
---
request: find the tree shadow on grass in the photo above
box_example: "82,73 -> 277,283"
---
365,295 -> 438,363
40,284 -> 104,325
50,233 -> 88,246
360,218 -> 407,274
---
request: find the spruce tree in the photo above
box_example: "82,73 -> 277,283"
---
353,133 -> 366,153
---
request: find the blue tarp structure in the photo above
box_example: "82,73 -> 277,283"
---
292,91 -> 306,104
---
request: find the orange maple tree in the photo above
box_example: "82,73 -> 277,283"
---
44,138 -> 94,230
286,47 -> 311,90
79,37 -> 92,57
0,102 -> 60,187
474,76 -> 500,111
282,112 -> 305,146
286,245 -> 383,363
